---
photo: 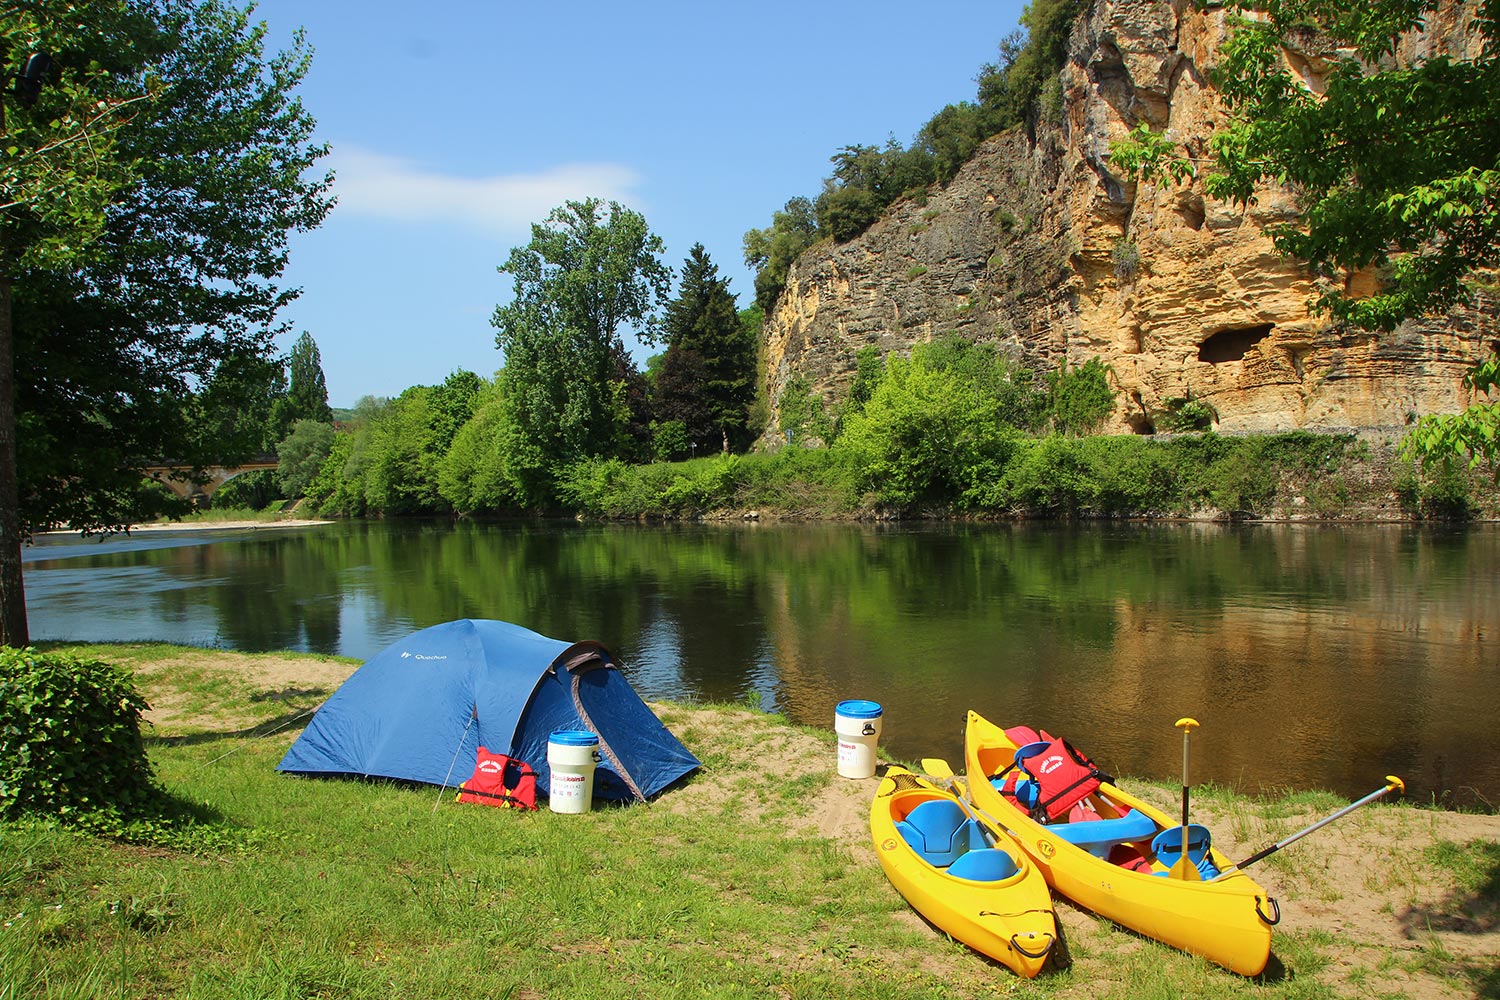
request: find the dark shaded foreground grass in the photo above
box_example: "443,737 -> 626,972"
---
2,645 -> 1498,999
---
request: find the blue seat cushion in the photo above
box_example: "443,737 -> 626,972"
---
1049,808 -> 1158,856
947,848 -> 1020,883
1150,824 -> 1220,877
896,798 -> 969,866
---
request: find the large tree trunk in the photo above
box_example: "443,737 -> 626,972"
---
0,277 -> 28,647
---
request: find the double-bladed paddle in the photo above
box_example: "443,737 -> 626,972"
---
1210,775 -> 1406,881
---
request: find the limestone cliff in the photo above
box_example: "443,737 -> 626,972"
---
759,0 -> 1497,441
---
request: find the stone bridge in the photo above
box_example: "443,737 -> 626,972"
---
143,455 -> 278,501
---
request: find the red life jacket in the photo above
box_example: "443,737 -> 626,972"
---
1021,735 -> 1105,821
456,747 -> 538,811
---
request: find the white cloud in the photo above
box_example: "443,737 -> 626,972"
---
328,145 -> 644,235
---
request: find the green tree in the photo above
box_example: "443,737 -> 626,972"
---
651,347 -> 713,459
437,380 -> 525,512
3,0 -> 331,644
658,244 -> 756,453
491,198 -> 670,502
1111,0 -> 1499,474
276,417 -> 335,498
741,196 -> 819,313
834,351 -> 1025,509
269,331 -> 333,439
1,1 -> 153,645
192,350 -> 287,458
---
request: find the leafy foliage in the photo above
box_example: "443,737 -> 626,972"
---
492,199 -> 670,501
1158,394 -> 1218,433
1401,345 -> 1500,480
833,337 -> 1045,509
741,196 -> 820,314
0,648 -> 155,820
276,418 -> 335,498
13,0 -> 333,535
269,331 -> 334,440
1047,356 -> 1116,435
777,375 -> 833,447
743,0 -> 1088,309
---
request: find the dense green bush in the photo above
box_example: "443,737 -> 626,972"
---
1047,357 -> 1116,435
0,648 -> 156,821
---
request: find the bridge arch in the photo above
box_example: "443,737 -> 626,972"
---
143,457 -> 279,502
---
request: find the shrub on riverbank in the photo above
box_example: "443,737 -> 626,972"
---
556,430 -> 1494,521
0,649 -> 156,821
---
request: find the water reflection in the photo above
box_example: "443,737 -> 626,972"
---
26,520 -> 1500,807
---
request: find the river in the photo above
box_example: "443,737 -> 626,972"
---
24,519 -> 1500,808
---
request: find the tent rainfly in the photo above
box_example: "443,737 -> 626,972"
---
277,619 -> 699,802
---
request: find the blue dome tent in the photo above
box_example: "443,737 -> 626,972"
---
277,619 -> 699,802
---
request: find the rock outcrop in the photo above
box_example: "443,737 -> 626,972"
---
759,0 -> 1497,440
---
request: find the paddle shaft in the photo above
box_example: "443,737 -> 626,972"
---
1169,718 -> 1200,880
921,758 -> 996,847
1212,777 -> 1404,881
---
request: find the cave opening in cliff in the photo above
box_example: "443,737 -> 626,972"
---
1198,324 -> 1273,364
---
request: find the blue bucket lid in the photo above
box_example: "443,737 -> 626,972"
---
836,699 -> 883,719
549,728 -> 599,747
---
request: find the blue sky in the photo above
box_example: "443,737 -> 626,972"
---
250,1 -> 1028,407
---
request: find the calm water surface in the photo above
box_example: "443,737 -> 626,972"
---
25,520 -> 1500,807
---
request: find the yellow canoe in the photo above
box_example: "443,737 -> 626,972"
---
964,711 -> 1278,976
870,765 -> 1057,978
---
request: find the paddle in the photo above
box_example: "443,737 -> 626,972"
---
922,757 -> 996,847
1210,775 -> 1406,882
1167,717 -> 1201,881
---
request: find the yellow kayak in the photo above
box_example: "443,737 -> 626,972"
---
870,765 -> 1056,977
964,711 -> 1277,976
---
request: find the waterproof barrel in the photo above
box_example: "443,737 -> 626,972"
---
835,700 -> 883,779
547,729 -> 600,813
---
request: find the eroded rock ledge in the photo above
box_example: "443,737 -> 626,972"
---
759,0 -> 1497,441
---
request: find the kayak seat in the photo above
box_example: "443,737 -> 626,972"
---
992,775 -> 1040,810
896,798 -> 970,867
1048,808 -> 1158,857
947,847 -> 1020,883
1150,824 -> 1220,878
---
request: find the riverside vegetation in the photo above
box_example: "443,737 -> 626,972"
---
255,336 -> 1496,524
2,643 -> 1498,999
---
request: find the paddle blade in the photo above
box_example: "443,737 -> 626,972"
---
1167,855 -> 1203,881
921,757 -> 956,780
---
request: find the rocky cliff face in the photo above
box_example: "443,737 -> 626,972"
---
759,0 -> 1497,441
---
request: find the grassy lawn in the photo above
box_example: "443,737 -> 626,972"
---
2,645 -> 1497,999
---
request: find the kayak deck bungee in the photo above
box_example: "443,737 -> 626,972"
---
871,766 -> 1057,978
964,711 -> 1278,976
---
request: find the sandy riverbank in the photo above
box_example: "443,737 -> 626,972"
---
42,518 -> 333,535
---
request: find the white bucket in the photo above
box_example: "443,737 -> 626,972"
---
547,729 -> 599,813
835,700 -> 883,779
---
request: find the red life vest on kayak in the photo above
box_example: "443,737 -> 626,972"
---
1021,735 -> 1107,822
456,747 -> 538,810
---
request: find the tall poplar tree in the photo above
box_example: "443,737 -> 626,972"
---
270,331 -> 333,440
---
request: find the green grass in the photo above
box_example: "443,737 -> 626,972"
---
5,648 -> 1499,998
4,738 -> 917,999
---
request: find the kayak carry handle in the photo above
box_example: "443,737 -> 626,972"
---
1011,932 -> 1055,960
